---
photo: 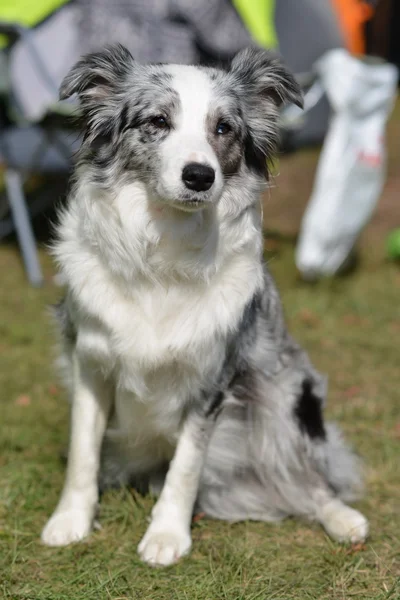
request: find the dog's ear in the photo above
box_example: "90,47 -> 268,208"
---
59,44 -> 134,102
230,47 -> 303,110
230,48 -> 302,173
60,45 -> 135,149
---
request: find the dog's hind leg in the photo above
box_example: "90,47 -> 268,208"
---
198,381 -> 369,543
41,355 -> 112,546
312,488 -> 369,543
198,466 -> 368,543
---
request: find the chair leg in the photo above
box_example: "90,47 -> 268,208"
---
4,169 -> 44,287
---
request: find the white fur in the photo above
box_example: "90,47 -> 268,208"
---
42,357 -> 111,546
157,66 -> 224,206
317,497 -> 369,543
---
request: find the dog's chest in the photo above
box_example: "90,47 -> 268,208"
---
76,241 -> 260,370
70,204 -> 263,436
79,282 -> 228,441
77,277 -> 235,395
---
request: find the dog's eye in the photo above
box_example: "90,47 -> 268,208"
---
150,115 -> 168,129
216,121 -> 231,135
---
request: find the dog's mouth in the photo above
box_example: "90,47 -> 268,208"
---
180,197 -> 207,208
169,193 -> 212,212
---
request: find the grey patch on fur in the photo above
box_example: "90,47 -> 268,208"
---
53,298 -> 76,344
206,113 -> 243,176
199,291 -> 262,421
204,75 -> 244,176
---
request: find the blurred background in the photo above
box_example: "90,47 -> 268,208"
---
1,2 -> 400,599
0,0 -> 399,285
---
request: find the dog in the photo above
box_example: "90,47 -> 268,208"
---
41,45 -> 368,566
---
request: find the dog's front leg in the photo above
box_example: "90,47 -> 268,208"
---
41,355 -> 112,546
138,397 -> 221,566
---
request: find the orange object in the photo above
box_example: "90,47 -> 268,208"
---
332,0 -> 376,55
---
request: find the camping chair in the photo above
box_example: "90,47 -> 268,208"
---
0,5 -> 78,287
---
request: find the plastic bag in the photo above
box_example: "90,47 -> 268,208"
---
296,49 -> 398,278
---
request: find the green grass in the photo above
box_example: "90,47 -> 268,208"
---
1,241 -> 399,600
1,105 -> 400,597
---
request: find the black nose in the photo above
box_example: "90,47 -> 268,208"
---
182,163 -> 215,192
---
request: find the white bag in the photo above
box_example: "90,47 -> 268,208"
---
296,49 -> 398,278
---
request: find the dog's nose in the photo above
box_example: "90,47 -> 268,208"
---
182,163 -> 215,192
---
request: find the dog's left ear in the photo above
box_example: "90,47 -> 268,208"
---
230,48 -> 302,171
230,47 -> 303,109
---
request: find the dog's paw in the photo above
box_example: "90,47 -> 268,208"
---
41,509 -> 93,547
138,525 -> 192,566
321,502 -> 369,543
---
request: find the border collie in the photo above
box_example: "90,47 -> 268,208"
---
41,45 -> 368,566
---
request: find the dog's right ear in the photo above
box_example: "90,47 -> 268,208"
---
59,44 -> 134,102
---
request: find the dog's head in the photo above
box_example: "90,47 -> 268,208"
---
61,45 -> 301,211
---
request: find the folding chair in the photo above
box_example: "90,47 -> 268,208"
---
0,12 -> 78,286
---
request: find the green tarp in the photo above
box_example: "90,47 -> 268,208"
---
233,0 -> 278,49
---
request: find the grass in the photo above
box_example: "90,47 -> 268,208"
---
1,104 -> 400,599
